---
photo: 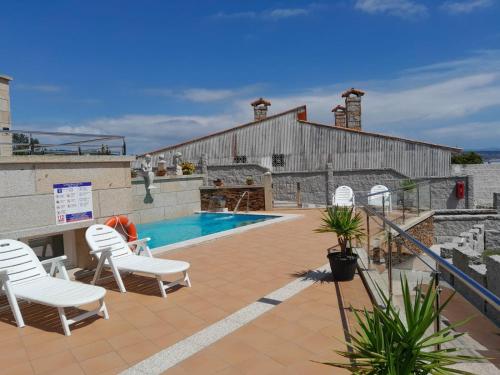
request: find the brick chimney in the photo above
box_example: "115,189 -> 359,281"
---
0,75 -> 13,157
251,98 -> 271,121
332,105 -> 346,128
342,88 -> 364,131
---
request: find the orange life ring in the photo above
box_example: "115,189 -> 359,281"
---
104,215 -> 138,242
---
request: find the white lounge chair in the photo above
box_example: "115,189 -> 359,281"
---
85,224 -> 191,298
332,186 -> 355,207
0,239 -> 108,336
368,184 -> 392,212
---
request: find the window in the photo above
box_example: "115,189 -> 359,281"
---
233,155 -> 247,164
272,154 -> 285,167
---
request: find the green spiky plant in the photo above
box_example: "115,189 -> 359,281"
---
322,277 -> 482,374
315,206 -> 365,257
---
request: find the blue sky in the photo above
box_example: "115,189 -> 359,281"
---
1,0 -> 500,153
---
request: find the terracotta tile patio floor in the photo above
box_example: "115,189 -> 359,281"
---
0,209 -> 371,375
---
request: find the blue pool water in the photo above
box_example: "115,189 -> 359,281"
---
136,213 -> 280,249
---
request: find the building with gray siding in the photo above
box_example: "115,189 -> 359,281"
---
141,89 -> 460,179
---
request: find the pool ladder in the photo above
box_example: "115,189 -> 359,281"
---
233,191 -> 250,214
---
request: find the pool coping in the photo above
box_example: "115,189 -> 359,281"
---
149,211 -> 302,256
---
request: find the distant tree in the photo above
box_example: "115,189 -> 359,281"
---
12,133 -> 40,154
451,151 -> 483,164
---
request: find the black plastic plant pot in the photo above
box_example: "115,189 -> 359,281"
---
327,251 -> 358,281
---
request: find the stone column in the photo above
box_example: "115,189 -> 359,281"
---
201,153 -> 208,185
493,192 -> 500,212
327,162 -> 334,206
262,172 -> 273,211
0,75 -> 13,157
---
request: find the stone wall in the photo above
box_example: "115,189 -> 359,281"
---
130,175 -> 204,224
398,216 -> 434,254
0,75 -> 12,157
0,155 -> 134,240
416,175 -> 473,210
200,185 -> 266,211
207,164 -> 268,186
434,224 -> 499,325
452,164 -> 500,208
0,155 -> 134,268
433,210 -> 500,244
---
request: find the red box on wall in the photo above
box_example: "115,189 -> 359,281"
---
456,180 -> 465,199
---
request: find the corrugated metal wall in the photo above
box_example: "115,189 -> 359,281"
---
146,110 -> 452,178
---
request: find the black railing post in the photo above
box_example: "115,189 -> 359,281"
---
122,139 -> 127,155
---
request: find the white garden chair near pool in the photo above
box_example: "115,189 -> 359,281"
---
332,186 -> 355,207
85,224 -> 191,298
368,184 -> 392,212
0,239 -> 108,336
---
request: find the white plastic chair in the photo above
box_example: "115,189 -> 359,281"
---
332,186 -> 355,207
85,224 -> 191,298
368,184 -> 392,212
0,239 -> 108,336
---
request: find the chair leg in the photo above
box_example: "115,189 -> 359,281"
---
92,257 -> 105,286
183,271 -> 192,287
58,307 -> 71,336
156,275 -> 167,298
4,288 -> 25,328
108,258 -> 127,293
99,298 -> 109,320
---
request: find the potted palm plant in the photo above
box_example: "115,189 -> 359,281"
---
322,276 -> 482,374
315,206 -> 364,281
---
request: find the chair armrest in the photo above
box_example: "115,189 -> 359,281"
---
40,255 -> 68,266
127,238 -> 151,247
0,269 -> 9,282
90,246 -> 112,255
41,255 -> 70,280
128,238 -> 153,257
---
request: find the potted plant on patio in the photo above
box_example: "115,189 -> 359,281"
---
245,176 -> 254,185
321,276 -> 482,374
315,206 -> 364,281
213,178 -> 224,187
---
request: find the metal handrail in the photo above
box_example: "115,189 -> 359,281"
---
360,203 -> 500,311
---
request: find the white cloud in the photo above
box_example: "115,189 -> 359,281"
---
354,0 -> 428,17
16,84 -> 63,93
441,0 -> 493,14
213,6 -> 312,20
141,84 -> 263,103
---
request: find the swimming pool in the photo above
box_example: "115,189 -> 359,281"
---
136,212 -> 281,249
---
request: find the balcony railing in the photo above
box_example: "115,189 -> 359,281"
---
0,129 -> 127,156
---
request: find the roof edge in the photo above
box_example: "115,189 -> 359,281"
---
140,105 -> 307,156
299,120 -> 462,152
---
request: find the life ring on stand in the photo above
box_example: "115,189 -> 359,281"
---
104,215 -> 138,242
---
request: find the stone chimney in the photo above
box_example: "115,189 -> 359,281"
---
251,98 -> 271,121
332,105 -> 346,128
342,88 -> 364,131
0,75 -> 13,157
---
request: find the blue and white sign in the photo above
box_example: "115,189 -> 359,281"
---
53,182 -> 93,225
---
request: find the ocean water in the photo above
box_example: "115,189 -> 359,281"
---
136,212 -> 279,249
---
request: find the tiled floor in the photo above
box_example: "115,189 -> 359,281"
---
0,209 -> 367,375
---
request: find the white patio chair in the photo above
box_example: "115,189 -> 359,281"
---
368,184 -> 392,212
0,239 -> 108,336
85,224 -> 191,298
332,186 -> 355,207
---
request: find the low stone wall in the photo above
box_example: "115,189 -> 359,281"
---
130,175 -> 204,224
434,224 -> 499,325
452,164 -> 500,208
200,185 -> 266,211
433,210 -> 500,244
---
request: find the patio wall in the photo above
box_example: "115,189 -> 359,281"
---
130,174 -> 204,224
0,155 -> 134,268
